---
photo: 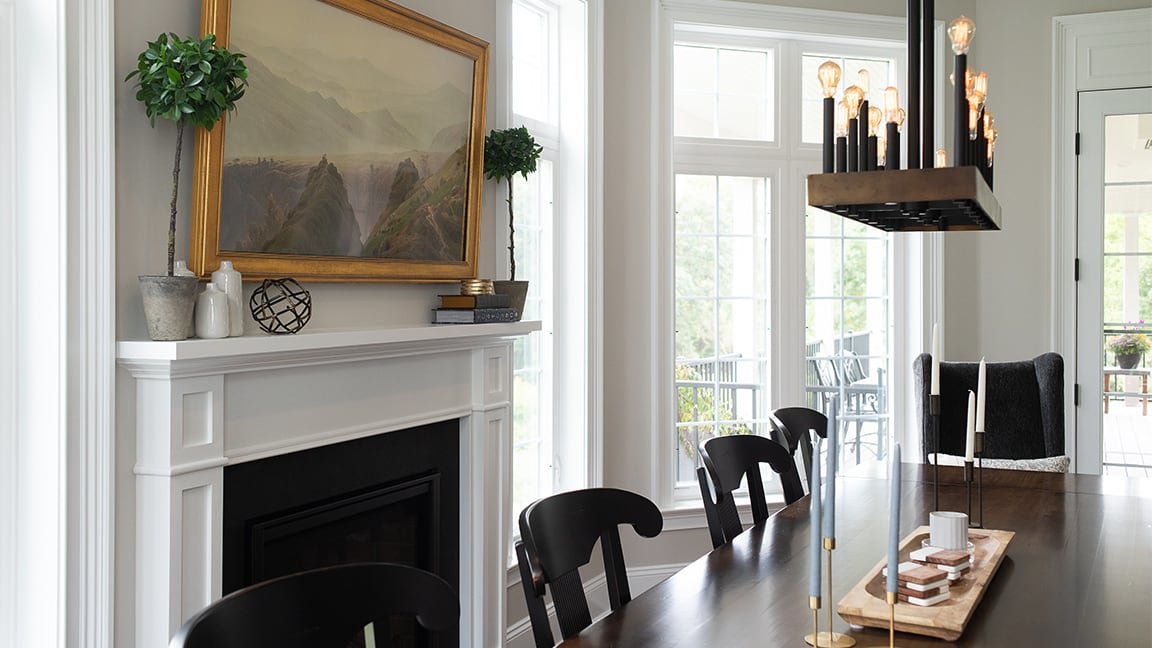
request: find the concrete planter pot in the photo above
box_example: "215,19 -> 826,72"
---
492,280 -> 529,321
139,274 -> 199,341
1115,353 -> 1142,370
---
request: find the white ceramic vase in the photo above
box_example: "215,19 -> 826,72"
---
173,260 -> 198,338
211,260 -> 244,337
194,283 -> 230,339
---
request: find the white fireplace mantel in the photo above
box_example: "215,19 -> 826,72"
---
117,322 -> 538,648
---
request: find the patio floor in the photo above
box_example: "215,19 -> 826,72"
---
1103,399 -> 1152,477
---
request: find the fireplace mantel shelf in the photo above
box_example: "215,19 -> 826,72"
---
118,321 -> 540,373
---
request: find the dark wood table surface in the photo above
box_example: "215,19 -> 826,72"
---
558,464 -> 1152,647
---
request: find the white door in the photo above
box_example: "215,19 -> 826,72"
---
1076,87 -> 1152,475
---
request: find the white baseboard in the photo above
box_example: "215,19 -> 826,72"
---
504,563 -> 686,647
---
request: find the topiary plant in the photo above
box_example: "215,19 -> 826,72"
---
484,126 -> 542,281
127,33 -> 248,276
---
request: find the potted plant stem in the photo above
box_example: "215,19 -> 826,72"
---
127,32 -> 248,340
484,125 -> 542,320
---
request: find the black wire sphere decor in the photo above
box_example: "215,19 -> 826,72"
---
249,278 -> 312,335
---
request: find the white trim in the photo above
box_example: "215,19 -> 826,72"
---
587,0 -> 605,488
10,0 -> 68,646
0,3 -> 18,645
67,0 -> 116,645
1051,8 -> 1152,473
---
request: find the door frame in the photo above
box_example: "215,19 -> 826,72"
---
1052,8 -> 1152,472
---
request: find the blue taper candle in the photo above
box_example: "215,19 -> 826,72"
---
822,399 -> 838,539
887,444 -> 902,594
810,437 -> 823,599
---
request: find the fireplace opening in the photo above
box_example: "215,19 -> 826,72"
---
223,420 -> 459,647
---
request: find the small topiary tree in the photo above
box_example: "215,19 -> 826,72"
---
484,126 -> 542,281
127,33 -> 248,275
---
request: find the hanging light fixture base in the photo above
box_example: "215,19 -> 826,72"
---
807,166 -> 1000,232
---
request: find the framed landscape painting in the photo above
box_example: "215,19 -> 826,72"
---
190,0 -> 488,281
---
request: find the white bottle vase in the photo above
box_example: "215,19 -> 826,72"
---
194,283 -> 230,339
211,260 -> 243,337
173,260 -> 198,338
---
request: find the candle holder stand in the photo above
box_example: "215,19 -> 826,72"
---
885,591 -> 908,648
807,538 -> 856,648
969,431 -> 985,528
805,596 -> 821,647
929,395 -> 940,513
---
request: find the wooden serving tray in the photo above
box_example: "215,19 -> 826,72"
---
837,526 -> 1014,641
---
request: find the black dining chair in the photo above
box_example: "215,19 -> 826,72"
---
768,406 -> 830,489
697,433 -> 800,549
169,562 -> 459,648
515,487 -> 663,648
913,352 -> 1065,462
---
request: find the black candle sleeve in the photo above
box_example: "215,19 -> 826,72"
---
922,0 -> 935,167
835,136 -> 847,173
823,96 -> 834,173
859,99 -> 869,171
886,122 -> 900,171
954,53 -> 967,166
848,119 -> 859,172
867,135 -> 878,171
907,0 -> 921,169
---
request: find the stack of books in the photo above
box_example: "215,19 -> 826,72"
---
432,293 -> 519,324
881,562 -> 952,607
910,547 -> 972,581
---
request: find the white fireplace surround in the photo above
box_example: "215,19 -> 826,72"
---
117,321 -> 538,648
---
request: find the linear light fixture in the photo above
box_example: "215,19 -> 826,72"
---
807,0 -> 1001,232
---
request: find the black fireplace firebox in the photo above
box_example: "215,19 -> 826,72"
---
223,420 -> 460,647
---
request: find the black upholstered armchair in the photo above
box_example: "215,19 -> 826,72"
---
913,352 -> 1065,462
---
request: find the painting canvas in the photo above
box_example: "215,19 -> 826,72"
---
191,0 -> 488,281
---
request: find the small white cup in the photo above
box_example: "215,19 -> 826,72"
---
929,511 -> 968,550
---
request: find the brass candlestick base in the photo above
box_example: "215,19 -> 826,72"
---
810,539 -> 857,648
810,631 -> 857,648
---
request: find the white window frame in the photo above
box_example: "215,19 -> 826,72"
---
503,0 -> 601,553
657,0 -> 942,508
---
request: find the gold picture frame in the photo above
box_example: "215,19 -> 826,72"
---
191,0 -> 488,282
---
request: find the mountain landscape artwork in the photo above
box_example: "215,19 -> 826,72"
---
194,0 -> 488,280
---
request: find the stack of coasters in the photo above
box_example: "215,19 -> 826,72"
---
881,562 -> 951,606
910,547 -> 971,581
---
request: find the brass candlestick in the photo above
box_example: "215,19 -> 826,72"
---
885,591 -> 907,648
811,538 -> 856,648
929,394 -> 940,512
805,596 -> 821,647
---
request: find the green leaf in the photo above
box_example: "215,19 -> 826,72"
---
165,68 -> 180,85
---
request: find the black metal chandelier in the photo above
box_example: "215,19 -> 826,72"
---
806,1 -> 1001,232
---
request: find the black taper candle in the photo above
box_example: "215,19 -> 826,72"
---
886,122 -> 900,171
836,136 -> 847,172
822,96 -> 834,173
954,53 -> 967,166
977,110 -> 988,183
859,99 -> 869,171
923,0 -> 935,167
907,0 -> 921,169
848,119 -> 860,172
867,135 -> 878,170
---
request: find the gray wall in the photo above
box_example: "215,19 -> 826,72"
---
114,0 -> 503,340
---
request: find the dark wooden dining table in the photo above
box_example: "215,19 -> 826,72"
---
558,463 -> 1152,647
